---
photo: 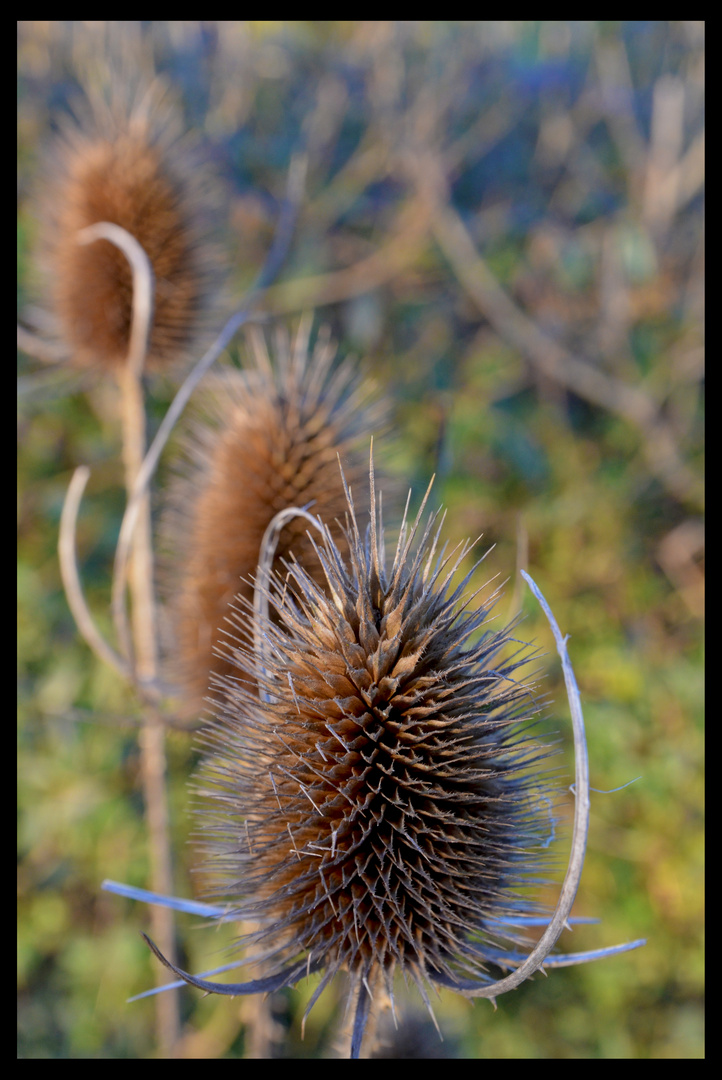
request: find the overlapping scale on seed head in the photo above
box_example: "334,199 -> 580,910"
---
194,467 -> 557,1022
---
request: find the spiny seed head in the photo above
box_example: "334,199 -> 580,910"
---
192,466 -> 557,1035
161,319 -> 383,715
34,77 -> 221,371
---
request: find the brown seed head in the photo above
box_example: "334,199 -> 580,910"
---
189,465 -> 557,1050
35,78 -> 221,370
161,320 -> 384,716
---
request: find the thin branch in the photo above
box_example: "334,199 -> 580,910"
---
57,474 -> 175,701
111,306 -> 262,669
71,223 -> 155,666
143,932 -> 324,998
526,939 -> 648,969
431,572 -> 644,1000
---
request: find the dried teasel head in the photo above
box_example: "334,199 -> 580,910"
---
148,461 -> 560,1055
160,319 -> 384,717
34,75 -> 221,371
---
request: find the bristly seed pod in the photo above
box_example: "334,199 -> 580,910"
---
35,77 -> 220,371
161,319 -> 383,717
148,461 -> 558,1056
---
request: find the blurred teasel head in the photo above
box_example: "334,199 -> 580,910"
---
34,75 -> 221,371
149,460 -> 559,1055
160,319 -> 384,717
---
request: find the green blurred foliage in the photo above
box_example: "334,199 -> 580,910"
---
18,21 -> 703,1058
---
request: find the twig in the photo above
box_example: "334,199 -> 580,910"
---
57,467 -> 171,698
74,223 -> 154,665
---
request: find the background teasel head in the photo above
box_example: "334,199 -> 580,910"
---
153,465 -> 558,1055
160,319 -> 385,717
33,75 -> 222,372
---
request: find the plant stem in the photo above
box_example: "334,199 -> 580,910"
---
118,360 -> 180,1054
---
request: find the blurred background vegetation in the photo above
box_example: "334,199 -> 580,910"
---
18,21 -> 703,1058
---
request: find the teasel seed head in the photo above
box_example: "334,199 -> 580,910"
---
34,77 -> 221,371
154,461 -> 558,1055
161,319 -> 384,716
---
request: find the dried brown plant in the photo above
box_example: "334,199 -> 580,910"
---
161,319 -> 383,717
34,77 -> 221,372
